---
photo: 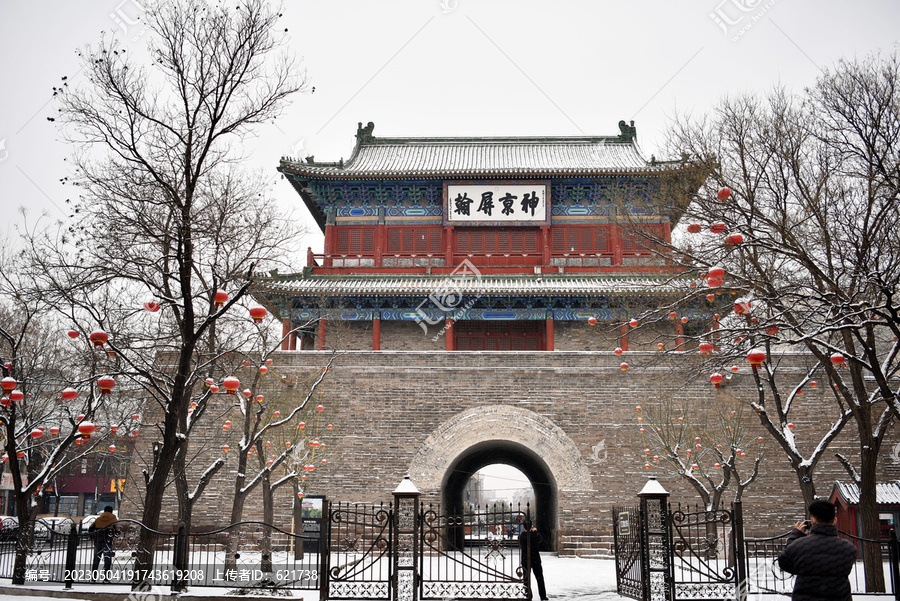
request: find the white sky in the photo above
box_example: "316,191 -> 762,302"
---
1,0 -> 899,254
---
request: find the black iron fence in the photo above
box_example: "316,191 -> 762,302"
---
0,517 -> 324,592
744,528 -> 900,599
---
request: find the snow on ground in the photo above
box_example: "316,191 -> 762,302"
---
0,557 -> 893,601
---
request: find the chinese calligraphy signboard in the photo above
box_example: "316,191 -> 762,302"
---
443,180 -> 550,226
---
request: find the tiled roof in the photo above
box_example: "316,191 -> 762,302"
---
831,481 -> 900,505
278,123 -> 675,179
255,274 -> 683,297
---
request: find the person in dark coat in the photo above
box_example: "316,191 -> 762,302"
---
518,519 -> 547,601
777,499 -> 857,601
89,506 -> 119,578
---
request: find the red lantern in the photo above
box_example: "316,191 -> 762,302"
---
273,410 -> 281,418
725,232 -> 744,246
787,423 -> 795,430
588,317 -> 597,326
67,330 -> 80,339
298,421 -> 306,430
708,266 -> 725,280
78,420 -> 96,440
0,454 -> 7,462
256,395 -> 265,403
317,405 -> 324,412
242,389 -> 252,399
657,343 -> 665,350
89,330 -> 108,348
16,451 -> 24,458
681,316 -> 689,324
143,301 -> 160,312
259,366 -> 268,375
810,381 -> 817,388
687,223 -> 702,234
1,378 -> 16,393
132,413 -> 141,421
214,291 -> 228,308
699,342 -> 714,355
710,223 -> 727,234
97,376 -> 116,395
717,188 -> 731,201
108,445 -> 116,453
9,390 -> 24,403
746,348 -> 766,367
706,294 -> 716,302
614,347 -> 623,356
223,377 -> 240,395
310,438 -> 321,448
710,373 -> 724,388
50,426 -> 60,436
667,312 -> 677,320
249,307 -> 267,323
204,377 -> 214,387
210,384 -> 220,393
111,425 -> 119,433
766,326 -> 779,335
620,362 -> 629,372
321,458 -> 328,465
707,278 -> 723,288
730,365 -> 739,373
223,445 -> 230,453
30,428 -> 42,438
734,301 -> 751,316
830,353 -> 846,366
629,319 -> 639,328
297,491 -> 304,498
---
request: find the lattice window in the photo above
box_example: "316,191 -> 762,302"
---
455,229 -> 539,254
386,227 -> 442,254
622,224 -> 666,253
551,226 -> 611,254
335,227 -> 375,255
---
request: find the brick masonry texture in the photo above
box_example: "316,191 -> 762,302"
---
121,345 -> 900,557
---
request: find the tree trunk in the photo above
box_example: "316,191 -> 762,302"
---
261,475 -> 275,573
858,445 -> 886,592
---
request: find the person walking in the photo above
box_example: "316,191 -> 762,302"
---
777,499 -> 857,601
89,506 -> 119,580
518,519 -> 547,601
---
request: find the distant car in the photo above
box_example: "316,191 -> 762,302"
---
80,514 -> 100,532
34,516 -> 75,539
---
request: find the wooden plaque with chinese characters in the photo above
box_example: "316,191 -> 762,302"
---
443,180 -> 551,226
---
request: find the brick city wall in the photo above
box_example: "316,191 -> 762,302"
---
122,335 -> 900,557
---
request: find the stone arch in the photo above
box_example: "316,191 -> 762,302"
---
408,405 -> 593,551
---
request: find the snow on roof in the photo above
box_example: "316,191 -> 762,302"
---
830,481 -> 900,505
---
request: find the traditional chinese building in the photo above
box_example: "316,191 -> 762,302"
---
261,120 -> 704,353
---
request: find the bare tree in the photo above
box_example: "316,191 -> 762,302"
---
658,52 -> 900,591
43,0 -> 306,584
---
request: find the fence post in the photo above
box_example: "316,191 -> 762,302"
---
320,499 -> 330,600
638,477 -> 673,601
171,522 -> 187,593
64,524 -> 78,590
733,501 -> 747,601
393,475 -> 421,601
890,528 -> 900,601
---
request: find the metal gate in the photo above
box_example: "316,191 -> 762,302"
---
613,480 -> 746,601
419,504 -> 527,600
670,504 -> 744,601
324,478 -> 527,601
613,505 -> 645,600
325,502 -> 393,600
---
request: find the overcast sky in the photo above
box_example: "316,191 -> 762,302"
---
1,0 -> 898,252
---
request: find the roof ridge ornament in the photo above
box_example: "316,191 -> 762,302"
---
357,121 -> 376,144
618,120 -> 637,142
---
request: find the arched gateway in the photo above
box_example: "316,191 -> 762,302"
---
409,405 -> 594,551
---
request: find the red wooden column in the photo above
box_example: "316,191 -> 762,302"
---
290,331 -> 298,350
611,223 -> 624,266
445,319 -> 454,351
373,317 -> 381,351
281,318 -> 292,351
675,321 -> 685,351
619,324 -> 629,352
545,316 -> 554,351
317,319 -> 326,350
444,226 -> 454,266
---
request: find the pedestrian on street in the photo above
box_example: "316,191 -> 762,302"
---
519,519 -> 547,601
89,506 -> 119,579
777,499 -> 857,601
